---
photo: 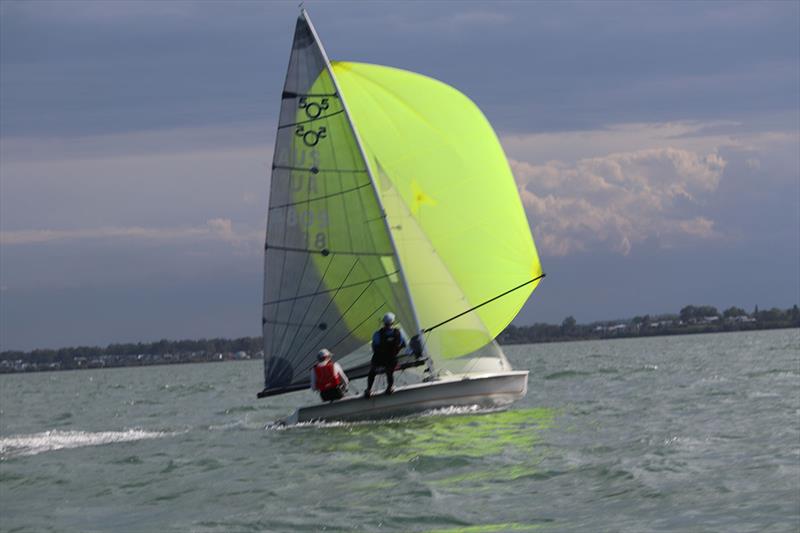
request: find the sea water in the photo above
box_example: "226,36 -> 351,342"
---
1,329 -> 798,532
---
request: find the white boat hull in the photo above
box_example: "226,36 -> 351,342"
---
285,370 -> 528,424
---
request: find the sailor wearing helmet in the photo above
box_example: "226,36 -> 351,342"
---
310,349 -> 349,402
364,312 -> 407,398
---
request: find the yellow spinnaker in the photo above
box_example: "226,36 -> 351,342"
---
332,62 -> 542,359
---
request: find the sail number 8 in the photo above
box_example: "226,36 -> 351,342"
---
287,208 -> 329,251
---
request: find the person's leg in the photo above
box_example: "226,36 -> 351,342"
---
385,364 -> 394,394
365,366 -> 375,398
321,387 -> 344,402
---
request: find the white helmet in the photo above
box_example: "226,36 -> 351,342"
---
382,312 -> 396,325
316,348 -> 332,361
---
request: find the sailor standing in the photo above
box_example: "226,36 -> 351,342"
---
364,312 -> 407,398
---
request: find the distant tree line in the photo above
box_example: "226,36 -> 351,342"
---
0,337 -> 262,368
2,304 -> 798,373
497,304 -> 800,345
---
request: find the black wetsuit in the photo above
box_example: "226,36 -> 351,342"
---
366,326 -> 405,395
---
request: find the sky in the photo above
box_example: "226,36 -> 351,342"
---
1,1 -> 798,351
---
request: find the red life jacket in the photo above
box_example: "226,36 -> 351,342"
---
313,360 -> 341,391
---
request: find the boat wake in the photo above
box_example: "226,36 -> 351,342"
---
267,403 -> 506,430
418,404 -> 507,418
0,429 -> 172,458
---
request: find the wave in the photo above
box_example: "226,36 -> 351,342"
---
0,429 -> 172,458
543,370 -> 592,380
745,369 -> 799,379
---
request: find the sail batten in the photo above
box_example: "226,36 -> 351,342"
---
268,182 -> 373,210
277,109 -> 346,129
272,165 -> 366,172
264,269 -> 401,305
264,244 -> 394,256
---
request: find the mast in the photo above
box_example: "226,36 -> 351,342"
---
300,9 -> 428,359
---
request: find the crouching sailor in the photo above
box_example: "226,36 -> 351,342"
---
311,349 -> 349,402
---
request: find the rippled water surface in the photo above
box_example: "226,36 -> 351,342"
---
1,329 -> 798,532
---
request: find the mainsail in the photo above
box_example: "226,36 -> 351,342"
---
261,11 -> 541,396
261,13 -> 418,394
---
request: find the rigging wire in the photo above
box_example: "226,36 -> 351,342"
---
422,273 -> 546,334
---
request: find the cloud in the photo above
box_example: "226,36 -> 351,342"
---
502,121 -> 741,163
512,146 -> 726,256
745,157 -> 761,170
0,123 -> 271,236
502,119 -> 800,257
0,122 -> 270,163
0,219 -> 261,249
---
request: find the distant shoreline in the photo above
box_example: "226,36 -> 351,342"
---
3,304 -> 797,374
498,321 -> 798,345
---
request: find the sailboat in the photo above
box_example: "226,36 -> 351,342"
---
257,10 -> 544,424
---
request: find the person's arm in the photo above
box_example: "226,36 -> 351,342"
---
398,328 -> 408,349
372,331 -> 380,353
335,362 -> 349,387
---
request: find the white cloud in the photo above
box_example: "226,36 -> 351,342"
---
502,121 -> 739,163
511,145 -> 726,256
502,120 -> 798,164
0,219 -> 261,250
503,120 -> 800,257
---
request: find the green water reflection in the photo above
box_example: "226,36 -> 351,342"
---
301,408 -> 555,491
425,523 -> 542,533
315,408 -> 552,457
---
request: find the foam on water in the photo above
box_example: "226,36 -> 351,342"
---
267,403 -> 503,430
0,429 -> 172,458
